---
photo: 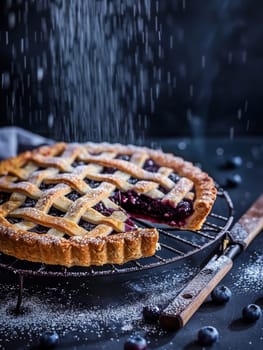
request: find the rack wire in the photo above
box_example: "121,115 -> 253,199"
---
0,187 -> 233,278
0,187 -> 234,313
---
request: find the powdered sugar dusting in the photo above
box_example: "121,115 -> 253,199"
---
0,264 -> 196,348
231,251 -> 263,293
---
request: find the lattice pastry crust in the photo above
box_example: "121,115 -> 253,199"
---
0,142 -> 217,267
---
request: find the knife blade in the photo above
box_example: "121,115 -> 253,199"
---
160,193 -> 263,330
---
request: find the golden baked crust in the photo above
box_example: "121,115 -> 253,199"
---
0,142 -> 217,267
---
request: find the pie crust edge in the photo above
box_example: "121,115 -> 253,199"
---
0,142 -> 217,267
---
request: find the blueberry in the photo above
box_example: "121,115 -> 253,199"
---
39,330 -> 59,348
66,190 -> 81,201
225,156 -> 243,169
211,285 -> 232,304
102,166 -> 116,174
124,334 -> 147,350
142,305 -> 161,323
128,177 -> 139,184
176,200 -> 193,219
117,154 -> 130,161
71,160 -> 85,167
143,159 -> 159,172
0,192 -> 11,205
168,173 -> 180,183
21,197 -> 37,207
242,304 -> 262,323
197,326 -> 219,346
225,174 -> 242,188
84,178 -> 100,188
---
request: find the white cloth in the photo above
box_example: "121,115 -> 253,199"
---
0,127 -> 52,159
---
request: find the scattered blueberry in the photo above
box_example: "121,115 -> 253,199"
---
225,174 -> 242,188
225,156 -> 243,169
211,285 -> 232,304
39,330 -> 59,348
124,334 -> 147,350
242,304 -> 262,323
142,305 -> 161,323
197,326 -> 219,346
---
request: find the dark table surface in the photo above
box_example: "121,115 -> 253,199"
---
0,136 -> 262,350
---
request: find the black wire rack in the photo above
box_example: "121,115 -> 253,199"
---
0,187 -> 233,278
0,187 -> 234,313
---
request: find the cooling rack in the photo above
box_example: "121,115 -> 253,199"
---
0,187 -> 233,312
0,187 -> 233,277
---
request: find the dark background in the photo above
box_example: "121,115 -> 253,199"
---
0,3 -> 263,348
0,0 -> 263,140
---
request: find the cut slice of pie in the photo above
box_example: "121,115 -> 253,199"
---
0,142 -> 217,267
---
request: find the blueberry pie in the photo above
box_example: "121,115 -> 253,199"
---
0,142 -> 217,267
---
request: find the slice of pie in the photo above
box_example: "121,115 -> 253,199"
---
0,142 -> 217,267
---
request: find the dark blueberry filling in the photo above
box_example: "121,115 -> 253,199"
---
116,154 -> 131,161
102,166 -> 116,174
0,192 -> 11,204
36,166 -> 46,171
84,178 -> 100,188
92,201 -> 136,230
13,179 -> 22,183
78,219 -> 96,231
48,206 -> 65,217
66,191 -> 81,201
71,160 -> 86,167
128,177 -> 139,184
89,152 -> 102,156
20,197 -> 37,208
125,217 -> 136,229
39,182 -> 56,190
6,217 -> 22,224
93,202 -> 114,217
158,185 -> 169,194
143,159 -> 160,172
111,190 -> 193,225
168,172 -> 180,183
28,224 -> 49,234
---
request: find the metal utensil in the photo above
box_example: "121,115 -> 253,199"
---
160,193 -> 263,330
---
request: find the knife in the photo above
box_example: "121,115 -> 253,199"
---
159,193 -> 263,330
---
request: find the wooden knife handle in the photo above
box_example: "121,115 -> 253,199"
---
160,194 -> 263,331
159,255 -> 233,330
229,194 -> 263,249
